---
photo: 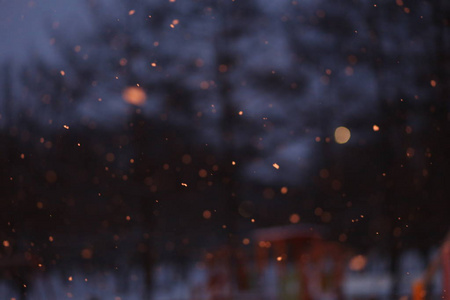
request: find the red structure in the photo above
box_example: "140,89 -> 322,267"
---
252,225 -> 346,300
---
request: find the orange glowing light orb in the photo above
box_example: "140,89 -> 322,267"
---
334,126 -> 351,144
349,254 -> 367,271
289,213 -> 300,223
203,210 -> 212,219
122,87 -> 146,106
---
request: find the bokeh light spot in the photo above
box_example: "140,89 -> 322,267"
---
334,126 -> 351,144
122,87 -> 146,106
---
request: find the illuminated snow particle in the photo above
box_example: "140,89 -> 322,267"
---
349,255 -> 367,271
319,169 -> 329,179
181,183 -> 188,187
198,169 -> 208,178
182,154 -> 192,164
60,70 -> 65,76
119,58 -> 128,66
430,80 -> 437,87
272,163 -> 280,169
406,147 -> 415,158
334,126 -> 351,144
195,59 -> 204,67
203,210 -> 211,219
345,66 -> 354,76
105,153 -> 115,162
373,125 -> 380,131
81,248 -> 93,259
63,125 -> 69,129
45,170 -> 58,183
122,87 -> 146,106
219,64 -> 228,73
405,126 -> 413,134
200,81 -> 209,89
289,214 -> 300,224
128,10 -> 136,15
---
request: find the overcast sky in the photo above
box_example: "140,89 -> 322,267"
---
0,0 -> 90,63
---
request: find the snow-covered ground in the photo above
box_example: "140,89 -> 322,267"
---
0,249 -> 444,300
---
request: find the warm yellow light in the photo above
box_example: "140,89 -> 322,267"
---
122,87 -> 146,106
349,255 -> 367,271
334,126 -> 351,144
